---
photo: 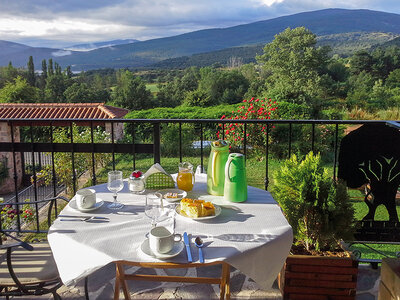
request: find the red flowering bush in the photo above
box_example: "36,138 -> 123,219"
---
0,199 -> 35,230
217,98 -> 278,149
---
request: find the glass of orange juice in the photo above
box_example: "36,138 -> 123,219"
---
177,162 -> 195,192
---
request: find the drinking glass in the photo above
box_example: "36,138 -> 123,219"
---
107,170 -> 124,209
145,193 -> 164,227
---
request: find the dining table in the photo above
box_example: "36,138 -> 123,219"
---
48,173 -> 293,298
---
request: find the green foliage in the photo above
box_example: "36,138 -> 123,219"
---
27,56 -> 35,87
257,27 -> 330,106
0,76 -> 39,102
0,199 -> 35,230
112,70 -> 153,110
45,74 -> 67,102
272,152 -> 355,251
40,125 -> 111,193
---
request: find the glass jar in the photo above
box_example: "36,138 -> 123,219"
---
129,175 -> 145,194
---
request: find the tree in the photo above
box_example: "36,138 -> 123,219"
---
48,59 -> 54,76
64,83 -> 93,102
0,76 -> 38,102
45,74 -> 66,102
27,56 -> 35,87
350,50 -> 373,75
112,71 -> 153,110
40,59 -> 47,89
257,27 -> 330,105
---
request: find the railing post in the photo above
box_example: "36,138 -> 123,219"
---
153,122 -> 161,164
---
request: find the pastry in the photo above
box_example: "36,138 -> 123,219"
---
165,192 -> 178,198
180,198 -> 193,211
202,202 -> 215,217
185,202 -> 202,218
180,198 -> 215,218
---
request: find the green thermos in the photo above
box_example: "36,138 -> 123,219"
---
224,153 -> 247,202
207,140 -> 229,195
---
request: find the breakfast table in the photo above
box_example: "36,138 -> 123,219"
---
48,173 -> 293,298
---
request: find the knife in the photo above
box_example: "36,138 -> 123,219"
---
183,232 -> 192,263
58,215 -> 109,220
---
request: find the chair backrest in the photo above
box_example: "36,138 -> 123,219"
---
0,196 -> 69,243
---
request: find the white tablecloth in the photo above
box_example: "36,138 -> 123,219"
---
48,174 -> 293,289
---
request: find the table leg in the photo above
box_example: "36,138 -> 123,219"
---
220,263 -> 230,300
224,263 -> 230,300
115,263 -> 132,300
114,264 -> 120,300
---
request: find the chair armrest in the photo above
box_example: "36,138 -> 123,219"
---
0,241 -> 34,251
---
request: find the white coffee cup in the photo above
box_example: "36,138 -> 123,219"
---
149,226 -> 182,255
75,189 -> 96,210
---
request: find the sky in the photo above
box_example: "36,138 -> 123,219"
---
1,0 -> 400,49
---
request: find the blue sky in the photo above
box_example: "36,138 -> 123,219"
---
0,0 -> 399,48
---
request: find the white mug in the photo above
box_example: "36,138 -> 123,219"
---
149,226 -> 182,254
75,189 -> 96,209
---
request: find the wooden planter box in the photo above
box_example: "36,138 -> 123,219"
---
278,254 -> 359,300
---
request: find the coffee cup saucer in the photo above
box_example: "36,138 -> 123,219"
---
69,198 -> 104,212
140,238 -> 184,259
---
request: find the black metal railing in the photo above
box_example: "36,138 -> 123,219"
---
0,118 -> 398,237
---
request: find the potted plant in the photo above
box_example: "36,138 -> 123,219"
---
273,152 -> 358,299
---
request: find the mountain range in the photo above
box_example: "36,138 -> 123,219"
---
2,8 -> 400,71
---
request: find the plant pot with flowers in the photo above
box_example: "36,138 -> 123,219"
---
273,152 -> 358,300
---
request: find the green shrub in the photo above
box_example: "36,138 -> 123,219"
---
272,152 -> 355,251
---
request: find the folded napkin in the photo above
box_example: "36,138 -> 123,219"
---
144,163 -> 175,189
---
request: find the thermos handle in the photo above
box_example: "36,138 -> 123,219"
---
212,151 -> 219,186
226,155 -> 234,182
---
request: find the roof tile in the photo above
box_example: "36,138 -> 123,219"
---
0,103 -> 129,120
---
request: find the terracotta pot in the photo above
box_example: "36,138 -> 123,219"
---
278,253 -> 359,300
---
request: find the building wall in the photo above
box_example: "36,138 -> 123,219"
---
0,122 -> 22,194
105,122 -> 124,141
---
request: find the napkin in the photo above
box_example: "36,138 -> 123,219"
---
144,163 -> 175,189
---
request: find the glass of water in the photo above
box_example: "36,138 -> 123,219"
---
107,170 -> 124,209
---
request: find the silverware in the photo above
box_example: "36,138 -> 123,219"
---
183,232 -> 192,263
59,215 -> 108,220
195,236 -> 204,263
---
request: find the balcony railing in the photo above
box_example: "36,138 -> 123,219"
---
0,118 -> 398,237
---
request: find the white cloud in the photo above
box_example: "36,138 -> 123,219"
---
51,50 -> 72,57
0,0 -> 400,47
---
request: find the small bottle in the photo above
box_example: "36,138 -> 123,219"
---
129,171 -> 145,194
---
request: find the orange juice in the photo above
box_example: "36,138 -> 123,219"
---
177,172 -> 194,191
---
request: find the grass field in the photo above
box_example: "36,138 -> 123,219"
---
146,83 -> 160,95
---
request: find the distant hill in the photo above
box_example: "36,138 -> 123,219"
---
150,32 -> 398,69
0,40 -> 77,69
64,39 -> 140,51
3,8 -> 400,70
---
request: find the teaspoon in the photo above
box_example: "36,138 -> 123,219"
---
195,236 -> 204,263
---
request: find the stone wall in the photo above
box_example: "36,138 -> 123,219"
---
105,122 -> 124,141
0,122 -> 22,195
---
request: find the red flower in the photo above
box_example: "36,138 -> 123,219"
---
131,170 -> 142,178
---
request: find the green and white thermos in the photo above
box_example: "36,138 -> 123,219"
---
224,153 -> 247,202
207,140 -> 229,195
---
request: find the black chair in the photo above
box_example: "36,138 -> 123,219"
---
0,196 -> 69,299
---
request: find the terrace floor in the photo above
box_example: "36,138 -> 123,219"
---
13,263 -> 381,299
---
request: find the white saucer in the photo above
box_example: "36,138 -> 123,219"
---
140,238 -> 184,259
68,198 -> 104,212
157,189 -> 187,202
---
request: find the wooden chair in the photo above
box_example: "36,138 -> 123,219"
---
0,196 -> 69,299
114,261 -> 231,300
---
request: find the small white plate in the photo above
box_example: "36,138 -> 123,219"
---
157,189 -> 187,202
175,204 -> 221,220
140,238 -> 184,259
68,198 -> 104,212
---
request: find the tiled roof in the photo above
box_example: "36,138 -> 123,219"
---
0,103 -> 129,120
